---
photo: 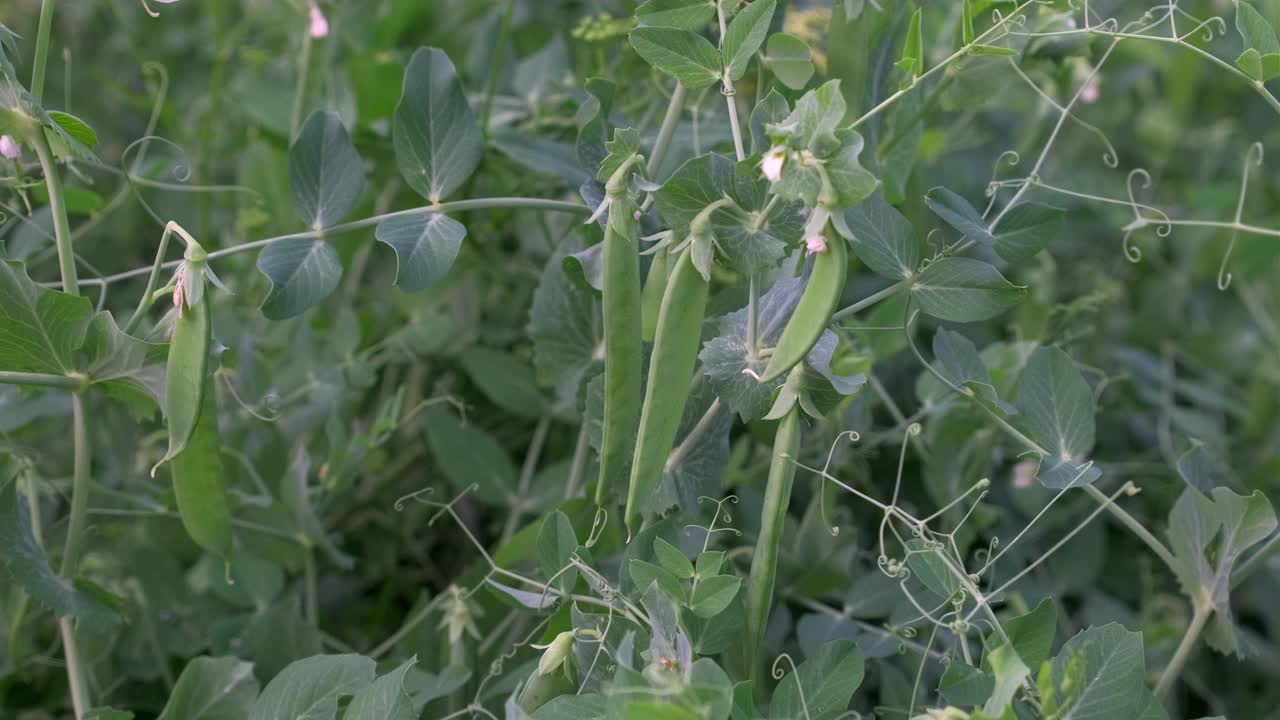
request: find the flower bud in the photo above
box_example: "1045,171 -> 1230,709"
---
804,233 -> 827,255
762,147 -> 785,183
309,2 -> 329,38
0,135 -> 19,160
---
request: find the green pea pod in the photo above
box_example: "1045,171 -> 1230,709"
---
640,247 -> 670,343
171,379 -> 234,559
151,287 -> 211,475
624,245 -> 709,532
595,191 -> 644,506
742,399 -> 800,691
757,233 -> 847,383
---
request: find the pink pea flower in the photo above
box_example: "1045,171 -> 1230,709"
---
0,135 -> 19,160
172,263 -> 187,319
804,233 -> 827,255
762,147 -> 785,183
309,2 -> 329,38
1079,78 -> 1099,104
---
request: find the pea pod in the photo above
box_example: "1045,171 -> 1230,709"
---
151,268 -> 211,474
624,244 -> 709,532
742,398 -> 800,691
757,229 -> 847,383
595,166 -> 644,506
640,247 -> 670,343
171,378 -> 234,559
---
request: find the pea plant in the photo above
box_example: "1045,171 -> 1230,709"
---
2,0 -> 1280,718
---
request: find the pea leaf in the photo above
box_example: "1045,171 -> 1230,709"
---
249,654 -> 375,720
840,193 -> 922,280
345,657 -> 417,720
925,186 -> 993,244
0,475 -> 117,628
1168,486 -> 1276,657
629,27 -> 723,89
938,662 -> 994,706
654,537 -> 695,579
929,328 -> 1014,412
982,641 -> 1030,716
1236,48 -> 1280,81
749,90 -> 790,155
1236,1 -> 1280,55
636,0 -> 716,30
769,639 -> 864,720
724,1 -> 775,81
423,407 -> 516,506
911,257 -> 1026,322
528,235 -> 599,415
904,538 -> 961,598
0,260 -> 94,374
256,238 -> 343,320
459,347 -> 544,418
539,511 -> 579,592
1005,598 -> 1057,670
289,110 -> 365,230
1041,624 -> 1147,720
764,33 -> 815,90
575,78 -> 617,173
157,656 -> 259,720
393,48 -> 483,202
374,212 -> 467,292
46,110 -> 98,149
690,574 -> 741,618
896,9 -> 923,78
994,202 -> 1064,264
1013,346 -> 1100,488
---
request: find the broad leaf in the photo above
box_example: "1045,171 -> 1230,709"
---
840,193 -> 921,280
249,654 -> 375,720
938,662 -> 994,706
0,475 -> 116,627
375,212 -> 466,292
539,511 -> 579,592
394,48 -> 483,202
158,656 -> 259,720
982,641 -> 1029,716
690,574 -> 741,618
994,203 -> 1064,264
1041,624 -> 1146,720
0,260 -> 93,374
289,110 -> 365,230
769,639 -> 864,720
629,27 -> 723,89
345,657 -> 417,720
1014,346 -> 1100,488
724,1 -> 775,81
1004,597 -> 1057,670
904,538 -> 961,599
636,0 -> 716,30
911,257 -> 1025,323
423,406 -> 516,506
256,238 -> 343,320
764,33 -> 815,90
459,347 -> 544,418
654,537 -> 694,579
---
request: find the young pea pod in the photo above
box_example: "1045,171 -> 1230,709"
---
757,228 -> 847,383
742,398 -> 800,691
640,247 -> 670,343
624,244 -> 709,532
170,378 -> 234,559
595,163 -> 644,506
152,263 -> 212,474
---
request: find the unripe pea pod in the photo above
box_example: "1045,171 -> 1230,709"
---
756,223 -> 846,383
170,378 -> 234,559
595,155 -> 645,506
742,390 -> 800,691
624,242 -> 709,533
640,247 -> 670,343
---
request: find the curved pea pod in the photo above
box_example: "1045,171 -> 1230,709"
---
624,245 -> 709,533
151,287 -> 211,475
757,233 -> 847,383
640,247 -> 670,343
170,379 -> 234,559
595,191 -> 644,506
742,392 -> 800,690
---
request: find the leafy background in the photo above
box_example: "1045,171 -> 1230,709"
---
2,1 -> 1280,719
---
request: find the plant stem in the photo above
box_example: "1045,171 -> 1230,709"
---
832,281 -> 906,321
58,394 -> 92,719
68,197 -> 590,289
30,0 -> 56,103
1155,600 -> 1211,700
647,83 -> 687,177
0,371 -> 80,389
124,222 -> 177,334
31,128 -> 78,297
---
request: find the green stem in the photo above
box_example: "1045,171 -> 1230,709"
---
1154,600 -> 1211,700
124,222 -> 177,334
30,0 -> 56,103
744,405 -> 800,695
31,127 -> 78,297
72,197 -> 590,288
59,394 -> 92,719
0,371 -> 80,389
647,83 -> 687,177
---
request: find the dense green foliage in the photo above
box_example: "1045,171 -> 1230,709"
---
2,1 -> 1280,719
